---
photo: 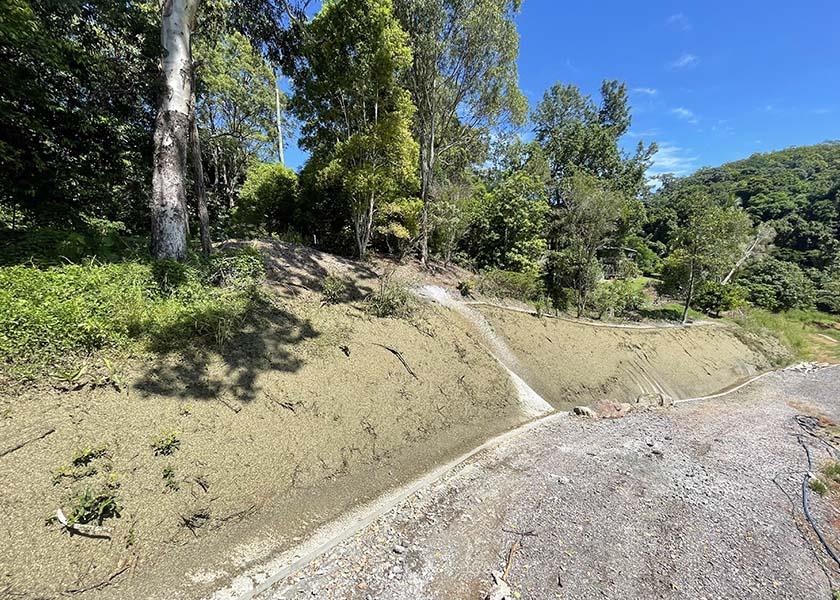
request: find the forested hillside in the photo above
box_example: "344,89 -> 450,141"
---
648,143 -> 840,314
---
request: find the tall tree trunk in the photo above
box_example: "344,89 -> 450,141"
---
275,72 -> 285,165
418,123 -> 435,268
682,265 -> 696,325
189,90 -> 211,257
151,0 -> 198,260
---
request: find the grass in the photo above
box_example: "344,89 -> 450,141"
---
809,477 -> 828,496
0,247 -> 264,380
365,276 -> 415,319
729,308 -> 840,362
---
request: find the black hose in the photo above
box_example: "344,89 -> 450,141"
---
797,434 -> 840,569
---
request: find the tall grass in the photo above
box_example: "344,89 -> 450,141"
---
0,248 -> 264,378
730,308 -> 840,361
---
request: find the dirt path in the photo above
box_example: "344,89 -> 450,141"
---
247,365 -> 840,600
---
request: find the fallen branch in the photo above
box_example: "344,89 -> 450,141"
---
218,397 -> 242,413
55,509 -> 112,539
502,540 -> 520,581
62,561 -> 130,594
373,344 -> 418,380
0,426 -> 55,459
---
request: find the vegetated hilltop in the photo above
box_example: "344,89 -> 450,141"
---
648,142 -> 840,314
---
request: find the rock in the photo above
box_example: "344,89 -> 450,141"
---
573,406 -> 596,418
392,544 -> 407,554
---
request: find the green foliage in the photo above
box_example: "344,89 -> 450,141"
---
657,193 -> 752,321
0,249 -> 264,378
72,445 -> 109,467
0,0 -> 158,230
457,279 -> 474,298
151,432 -> 181,456
809,477 -> 828,496
591,279 -> 646,319
375,197 -> 423,255
66,481 -> 121,526
468,147 -> 550,274
691,282 -> 747,317
545,172 -> 626,316
816,278 -> 840,314
738,258 -> 816,311
477,269 -> 543,303
648,143 -> 840,281
321,273 -> 349,304
293,0 -> 418,258
233,164 -> 300,237
365,276 -> 415,318
731,308 -> 840,362
162,465 -> 179,492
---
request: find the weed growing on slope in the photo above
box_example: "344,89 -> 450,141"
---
151,432 -> 180,456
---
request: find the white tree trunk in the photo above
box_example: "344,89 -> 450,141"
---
151,0 -> 198,260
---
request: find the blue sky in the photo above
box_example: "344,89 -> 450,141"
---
284,0 -> 840,177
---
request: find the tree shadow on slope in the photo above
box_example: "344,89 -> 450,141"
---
222,239 -> 379,300
133,298 -> 319,403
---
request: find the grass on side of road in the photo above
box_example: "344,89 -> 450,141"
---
729,308 -> 840,363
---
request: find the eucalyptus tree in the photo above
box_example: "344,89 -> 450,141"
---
393,0 -> 527,266
292,0 -> 418,259
151,0 -> 199,259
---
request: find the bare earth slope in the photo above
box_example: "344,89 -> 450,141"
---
0,241 -> 791,599
259,365 -> 840,600
477,304 -> 784,409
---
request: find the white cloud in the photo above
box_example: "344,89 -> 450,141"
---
666,13 -> 692,31
670,107 -> 698,124
632,87 -> 658,96
647,143 -> 699,180
669,53 -> 699,69
627,128 -> 660,138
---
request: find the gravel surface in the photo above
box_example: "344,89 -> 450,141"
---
253,365 -> 840,600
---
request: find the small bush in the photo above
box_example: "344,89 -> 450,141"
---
366,277 -> 415,319
66,482 -> 121,526
151,431 -> 180,456
477,269 -> 543,303
591,279 -> 646,319
809,477 -> 828,496
321,273 -> 349,304
163,465 -> 179,491
692,282 -> 747,317
816,279 -> 840,314
456,279 -> 474,298
232,163 -> 300,237
72,445 -> 108,467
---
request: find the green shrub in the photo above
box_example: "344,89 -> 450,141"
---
366,277 -> 415,319
738,259 -> 816,311
233,163 -> 299,237
591,279 -> 646,319
477,269 -> 543,302
0,249 -> 265,378
151,431 -> 180,456
321,273 -> 349,304
816,279 -> 840,314
692,282 -> 747,316
66,481 -> 121,526
456,279 -> 474,298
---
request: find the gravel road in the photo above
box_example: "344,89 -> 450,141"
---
254,365 -> 840,600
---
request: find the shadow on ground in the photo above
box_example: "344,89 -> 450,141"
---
133,300 -> 319,403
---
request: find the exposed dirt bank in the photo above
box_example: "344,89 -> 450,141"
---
476,304 -> 788,410
0,240 -> 786,599
256,365 -> 840,600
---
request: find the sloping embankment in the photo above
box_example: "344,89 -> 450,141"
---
476,303 -> 785,409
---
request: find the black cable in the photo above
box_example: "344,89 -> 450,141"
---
797,434 -> 840,570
